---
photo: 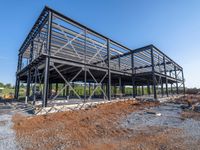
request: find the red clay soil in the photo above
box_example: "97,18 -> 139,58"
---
12,99 -> 193,150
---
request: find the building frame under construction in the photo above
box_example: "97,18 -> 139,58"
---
15,6 -> 185,107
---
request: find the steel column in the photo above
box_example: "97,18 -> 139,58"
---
33,66 -> 37,105
151,48 -> 157,99
163,56 -> 168,97
142,86 -> 144,96
55,83 -> 58,94
174,66 -> 179,94
147,81 -> 150,95
14,77 -> 20,100
119,76 -> 122,98
107,39 -> 111,100
131,52 -> 136,98
171,83 -> 173,95
84,30 -> 87,102
43,10 -> 52,107
182,69 -> 185,95
161,80 -> 164,97
25,70 -> 31,104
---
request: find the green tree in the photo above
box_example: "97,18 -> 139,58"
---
5,83 -> 12,88
0,82 -> 4,87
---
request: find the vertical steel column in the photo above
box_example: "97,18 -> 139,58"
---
43,10 -> 52,107
174,66 -> 179,94
84,30 -> 87,102
114,84 -> 116,97
131,52 -> 136,98
25,40 -> 33,103
66,85 -> 69,99
142,86 -> 144,96
163,56 -> 168,97
161,79 -> 164,97
107,39 -> 111,100
122,85 -> 125,97
119,76 -> 122,98
171,83 -> 173,95
151,48 -> 157,99
136,86 -> 137,96
181,69 -> 185,95
147,81 -> 150,96
33,67 -> 37,105
62,83 -> 65,97
72,82 -> 75,97
55,83 -> 58,94
25,70 -> 31,104
15,76 -> 20,100
15,53 -> 22,100
89,83 -> 91,97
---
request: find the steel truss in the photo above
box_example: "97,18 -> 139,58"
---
15,6 -> 185,107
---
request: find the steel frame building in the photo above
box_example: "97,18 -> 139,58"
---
15,6 -> 185,107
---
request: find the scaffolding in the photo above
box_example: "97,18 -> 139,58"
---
15,6 -> 185,107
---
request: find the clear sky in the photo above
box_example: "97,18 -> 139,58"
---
0,0 -> 199,88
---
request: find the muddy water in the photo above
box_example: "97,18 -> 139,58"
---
122,102 -> 200,144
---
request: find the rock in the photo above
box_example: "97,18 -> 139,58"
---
146,111 -> 161,116
180,104 -> 190,110
193,104 -> 200,112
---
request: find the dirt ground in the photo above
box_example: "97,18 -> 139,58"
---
13,96 -> 200,150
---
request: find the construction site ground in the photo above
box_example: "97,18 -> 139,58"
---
0,95 -> 200,150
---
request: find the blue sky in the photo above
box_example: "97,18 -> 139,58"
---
0,0 -> 199,88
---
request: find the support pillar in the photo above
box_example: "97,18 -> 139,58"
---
25,70 -> 31,104
161,80 -> 164,97
43,11 -> 52,107
63,83 -> 65,97
182,69 -> 185,95
131,52 -> 136,98
89,83 -> 91,97
174,66 -> 179,94
107,39 -> 111,100
151,48 -> 157,99
66,85 -> 69,99
15,77 -> 20,100
147,81 -> 150,96
166,80 -> 169,97
119,76 -> 122,98
55,83 -> 58,95
114,85 -> 117,98
171,83 -> 173,95
163,56 -> 168,97
84,69 -> 87,102
142,86 -> 144,96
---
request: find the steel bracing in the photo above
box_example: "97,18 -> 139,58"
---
15,6 -> 185,107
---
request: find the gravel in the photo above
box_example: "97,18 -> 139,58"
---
0,104 -> 22,150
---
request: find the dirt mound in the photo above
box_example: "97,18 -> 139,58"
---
13,100 -> 159,150
13,96 -> 200,150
